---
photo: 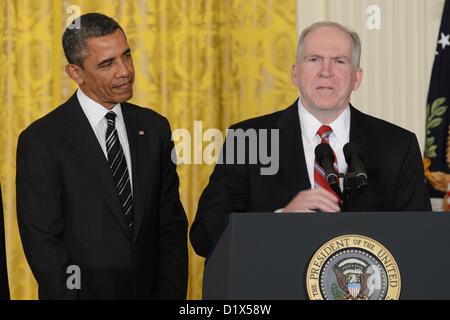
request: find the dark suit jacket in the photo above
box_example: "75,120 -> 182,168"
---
16,93 -> 188,299
0,184 -> 10,300
190,100 -> 431,258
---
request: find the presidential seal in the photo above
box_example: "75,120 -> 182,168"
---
306,235 -> 401,300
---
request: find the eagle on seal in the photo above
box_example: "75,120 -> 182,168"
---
333,258 -> 371,300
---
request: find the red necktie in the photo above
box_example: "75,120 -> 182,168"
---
314,125 -> 339,195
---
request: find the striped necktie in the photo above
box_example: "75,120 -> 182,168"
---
105,111 -> 134,233
314,125 -> 339,195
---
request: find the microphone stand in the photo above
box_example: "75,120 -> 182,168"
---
341,173 -> 352,212
341,172 -> 368,211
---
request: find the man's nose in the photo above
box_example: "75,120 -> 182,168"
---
319,60 -> 333,78
116,59 -> 132,78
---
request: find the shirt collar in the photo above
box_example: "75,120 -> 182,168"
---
77,88 -> 124,127
298,99 -> 350,144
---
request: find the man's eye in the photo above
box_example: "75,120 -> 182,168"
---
100,62 -> 112,68
308,57 -> 319,62
335,59 -> 345,64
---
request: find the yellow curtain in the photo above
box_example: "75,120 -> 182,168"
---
0,0 -> 297,299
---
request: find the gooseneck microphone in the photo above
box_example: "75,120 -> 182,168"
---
314,143 -> 339,189
343,142 -> 368,191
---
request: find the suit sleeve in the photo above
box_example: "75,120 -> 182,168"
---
16,130 -> 76,299
155,119 -> 188,299
190,128 -> 249,258
394,132 -> 432,211
0,184 -> 10,300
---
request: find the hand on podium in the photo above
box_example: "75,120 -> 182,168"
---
282,188 -> 341,213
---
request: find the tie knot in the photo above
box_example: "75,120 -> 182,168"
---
106,111 -> 117,127
317,125 -> 333,141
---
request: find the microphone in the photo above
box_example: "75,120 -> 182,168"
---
314,143 -> 339,188
343,142 -> 368,191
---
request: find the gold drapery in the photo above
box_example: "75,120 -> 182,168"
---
0,0 -> 297,299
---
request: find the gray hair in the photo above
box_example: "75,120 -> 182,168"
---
296,21 -> 361,68
62,13 -> 124,66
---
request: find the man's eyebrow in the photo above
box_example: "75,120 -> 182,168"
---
333,55 -> 351,61
304,54 -> 322,58
303,54 -> 352,62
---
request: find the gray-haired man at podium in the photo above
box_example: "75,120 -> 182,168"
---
190,21 -> 431,258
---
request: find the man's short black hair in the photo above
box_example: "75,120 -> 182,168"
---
62,13 -> 124,66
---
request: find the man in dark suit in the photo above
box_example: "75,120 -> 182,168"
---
16,13 -> 188,299
0,184 -> 10,300
190,21 -> 431,258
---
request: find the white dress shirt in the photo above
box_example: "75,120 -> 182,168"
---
298,99 -> 350,190
77,88 -> 133,190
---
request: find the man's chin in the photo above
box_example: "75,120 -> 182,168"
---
114,91 -> 133,103
313,103 -> 338,111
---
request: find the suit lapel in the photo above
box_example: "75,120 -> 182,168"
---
349,105 -> 375,172
63,94 -> 132,241
349,105 -> 370,154
349,105 -> 374,210
276,100 -> 310,197
122,104 -> 153,244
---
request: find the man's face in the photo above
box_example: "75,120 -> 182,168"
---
68,29 -> 135,109
292,26 -> 363,118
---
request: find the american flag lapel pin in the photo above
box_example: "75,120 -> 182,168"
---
138,130 -> 145,135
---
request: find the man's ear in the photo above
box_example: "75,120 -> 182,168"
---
65,64 -> 84,85
352,67 -> 363,91
291,64 -> 300,87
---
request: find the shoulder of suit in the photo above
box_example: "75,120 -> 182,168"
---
23,99 -> 170,135
352,107 -> 415,140
20,102 -> 69,137
122,102 -> 170,128
229,109 -> 285,131
122,102 -> 167,121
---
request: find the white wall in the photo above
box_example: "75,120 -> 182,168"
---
297,0 -> 446,152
